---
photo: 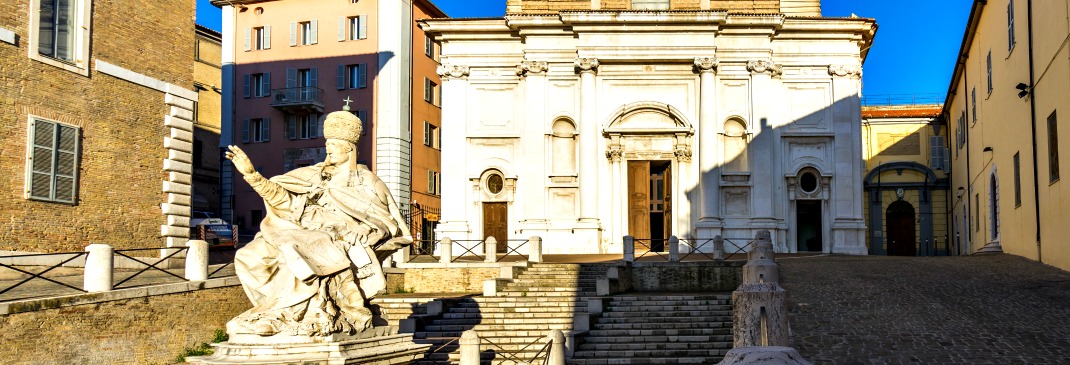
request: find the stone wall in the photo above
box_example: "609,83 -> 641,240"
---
506,0 -> 782,12
398,267 -> 500,293
0,286 -> 247,365
630,262 -> 743,292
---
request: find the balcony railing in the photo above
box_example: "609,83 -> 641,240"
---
270,86 -> 324,113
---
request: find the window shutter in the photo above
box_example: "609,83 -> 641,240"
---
264,25 -> 271,49
289,22 -> 297,46
54,124 -> 78,203
286,68 -> 297,88
243,74 -> 251,98
424,121 -> 431,145
357,110 -> 368,135
261,73 -> 271,97
358,15 -> 368,39
310,114 -> 320,138
287,115 -> 297,140
262,118 -> 271,142
428,170 -> 434,194
310,68 -> 318,87
244,28 -> 251,51
318,114 -> 326,137
337,65 -> 346,90
241,119 -> 250,143
930,136 -> 941,169
310,19 -> 319,44
944,147 -> 951,171
338,17 -> 346,42
28,120 -> 54,200
359,64 -> 367,88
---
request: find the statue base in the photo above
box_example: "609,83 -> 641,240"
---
186,326 -> 431,365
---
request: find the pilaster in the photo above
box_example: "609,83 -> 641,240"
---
694,56 -> 722,239
435,64 -> 473,240
574,58 -> 602,240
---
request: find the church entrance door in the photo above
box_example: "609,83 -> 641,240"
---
796,201 -> 822,252
628,160 -> 672,252
483,202 -> 508,252
886,200 -> 916,256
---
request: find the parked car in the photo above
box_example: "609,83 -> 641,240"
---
190,211 -> 237,247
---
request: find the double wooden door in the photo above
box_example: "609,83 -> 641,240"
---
627,160 -> 671,245
483,202 -> 508,252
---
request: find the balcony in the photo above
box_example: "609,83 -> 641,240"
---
270,86 -> 324,113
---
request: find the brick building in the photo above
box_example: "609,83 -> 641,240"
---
0,0 -> 198,252
193,25 -> 223,215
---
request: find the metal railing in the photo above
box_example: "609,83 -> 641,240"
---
450,240 -> 487,263
678,238 -> 717,261
861,93 -> 943,107
407,239 -> 440,263
633,238 -> 670,261
270,86 -> 324,107
722,237 -> 754,261
113,247 -> 188,289
208,262 -> 233,279
0,251 -> 87,298
500,238 -> 532,261
481,336 -> 553,365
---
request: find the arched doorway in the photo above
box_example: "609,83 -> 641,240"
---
886,200 -> 916,256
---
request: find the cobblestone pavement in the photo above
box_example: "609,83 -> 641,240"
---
779,254 -> 1070,365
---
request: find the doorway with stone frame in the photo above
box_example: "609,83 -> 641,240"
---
628,160 -> 672,251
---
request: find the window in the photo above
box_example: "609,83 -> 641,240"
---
245,73 -> 270,98
255,27 -> 268,50
1008,0 -> 1016,51
290,20 -> 317,46
930,136 -> 947,170
424,122 -> 439,148
337,64 -> 367,89
990,173 -> 999,239
974,193 -> 980,231
1050,111 -> 1061,183
287,114 -> 320,140
956,112 -> 966,155
250,210 -> 264,228
428,170 -> 440,195
26,118 -> 80,204
341,15 -> 367,41
1013,152 -> 1021,207
424,35 -> 434,58
193,139 -> 203,168
354,110 -> 369,135
242,118 -> 271,143
971,88 -> 977,123
244,26 -> 271,51
30,0 -> 92,74
632,0 -> 669,10
424,78 -> 438,105
986,51 -> 992,95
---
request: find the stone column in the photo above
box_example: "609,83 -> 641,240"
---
694,57 -> 722,239
828,64 -> 867,255
84,243 -> 114,293
459,330 -> 480,365
518,61 -> 549,233
436,64 -> 472,241
184,240 -> 209,281
575,58 -> 600,225
607,136 -> 623,242
747,60 -> 782,234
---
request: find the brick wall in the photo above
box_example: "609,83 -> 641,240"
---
398,267 -> 500,293
0,0 -> 195,252
709,0 -> 781,13
0,286 -> 248,364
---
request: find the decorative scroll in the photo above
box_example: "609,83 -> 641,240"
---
574,57 -> 599,74
436,64 -> 470,79
516,60 -> 548,76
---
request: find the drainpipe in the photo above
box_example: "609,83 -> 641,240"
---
963,65 -> 972,254
1026,0 -> 1043,262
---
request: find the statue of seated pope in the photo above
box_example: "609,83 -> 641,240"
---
224,106 -> 411,337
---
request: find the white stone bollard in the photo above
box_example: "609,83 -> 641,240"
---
439,237 -> 453,264
184,240 -> 209,281
713,235 -> 725,260
459,330 -> 480,365
84,243 -> 114,293
623,235 -> 635,263
547,329 -> 566,365
529,236 -> 543,263
668,235 -> 680,262
484,236 -> 498,263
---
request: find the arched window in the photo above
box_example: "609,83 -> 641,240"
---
551,119 -> 577,176
989,172 -> 999,239
723,119 -> 749,173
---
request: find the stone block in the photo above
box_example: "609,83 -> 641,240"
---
717,346 -> 812,365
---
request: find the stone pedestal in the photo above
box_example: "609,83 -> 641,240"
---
717,346 -> 812,365
186,326 -> 430,365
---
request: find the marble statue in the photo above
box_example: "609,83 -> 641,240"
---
224,104 -> 411,337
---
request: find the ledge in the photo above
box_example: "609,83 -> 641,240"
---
0,275 -> 240,315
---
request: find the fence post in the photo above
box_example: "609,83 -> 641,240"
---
84,243 -> 114,293
439,237 -> 453,264
668,235 -> 680,262
547,329 -> 566,365
484,236 -> 498,263
185,240 -> 209,281
623,235 -> 635,263
529,236 -> 543,263
713,235 -> 725,260
459,330 -> 480,365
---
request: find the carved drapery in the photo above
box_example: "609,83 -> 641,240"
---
516,60 -> 549,76
436,64 -> 470,80
747,59 -> 782,77
574,57 -> 599,74
693,57 -> 718,74
827,64 -> 863,78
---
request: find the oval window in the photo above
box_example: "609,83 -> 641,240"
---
800,172 -> 819,193
487,174 -> 504,194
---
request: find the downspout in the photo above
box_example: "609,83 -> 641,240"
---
1026,0 -> 1043,262
964,66 -> 972,254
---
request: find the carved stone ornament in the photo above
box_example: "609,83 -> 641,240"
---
574,57 -> 599,74
516,60 -> 549,76
828,64 -> 863,78
747,59 -> 783,77
693,57 -> 718,73
605,145 -> 623,161
674,146 -> 693,162
436,64 -> 470,79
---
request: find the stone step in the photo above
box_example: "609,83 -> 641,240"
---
569,356 -> 727,365
430,316 -> 574,325
581,329 -> 731,340
607,304 -> 732,311
601,310 -> 731,318
595,316 -> 732,324
610,295 -> 732,302
571,349 -> 729,359
588,322 -> 730,332
447,306 -> 585,314
443,311 -> 582,319
576,341 -> 733,351
499,291 -> 598,297
471,323 -> 573,331
500,286 -> 596,293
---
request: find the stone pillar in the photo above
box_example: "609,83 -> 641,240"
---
529,236 -> 543,263
547,329 -> 566,365
519,61 -> 549,233
484,236 -> 498,263
84,243 -> 114,293
668,235 -> 680,262
718,346 -> 812,365
713,235 -> 725,260
695,57 -> 722,239
607,136 -> 623,244
439,237 -> 453,264
732,230 -> 790,348
436,64 -> 472,241
459,330 -> 480,365
746,60 -> 782,238
623,235 -> 635,263
184,240 -> 209,281
575,58 -> 601,232
828,64 -> 868,255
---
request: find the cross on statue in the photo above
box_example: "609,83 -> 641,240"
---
342,96 -> 353,111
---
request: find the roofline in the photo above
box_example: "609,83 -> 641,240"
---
196,24 -> 222,41
415,0 -> 449,18
941,0 -> 988,117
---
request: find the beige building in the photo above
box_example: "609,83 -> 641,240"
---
944,0 -> 1070,270
861,104 -> 950,256
193,25 -> 223,215
0,0 -> 198,252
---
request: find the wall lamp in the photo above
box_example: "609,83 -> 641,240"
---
983,146 -> 994,153
1016,83 -> 1030,98
957,187 -> 965,199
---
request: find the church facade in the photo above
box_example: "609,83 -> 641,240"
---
421,1 -> 875,254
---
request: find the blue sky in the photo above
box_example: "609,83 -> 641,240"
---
196,0 -> 971,102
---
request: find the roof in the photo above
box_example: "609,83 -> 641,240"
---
862,104 -> 943,119
941,0 -> 988,117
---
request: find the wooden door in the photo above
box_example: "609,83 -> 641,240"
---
886,201 -> 916,256
483,202 -> 508,252
627,161 -> 650,238
662,163 -> 672,239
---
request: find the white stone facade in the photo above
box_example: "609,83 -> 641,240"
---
421,12 -> 875,254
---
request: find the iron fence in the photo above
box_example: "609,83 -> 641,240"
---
407,239 -> 440,263
722,237 -> 754,261
0,251 -> 87,298
500,238 -> 532,261
678,238 -> 717,261
112,247 -> 188,289
481,335 -> 553,365
450,240 -> 487,263
634,238 -> 669,261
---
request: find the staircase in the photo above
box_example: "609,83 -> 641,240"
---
570,294 -> 735,365
412,263 -> 609,364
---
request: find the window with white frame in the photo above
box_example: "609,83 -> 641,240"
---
30,0 -> 92,74
245,72 -> 270,98
424,35 -> 434,58
424,78 -> 439,106
930,135 -> 947,170
255,26 -> 269,50
986,51 -> 993,94
291,20 -> 317,46
243,118 -> 271,143
427,170 -> 440,195
342,15 -> 367,41
424,121 -> 439,148
971,88 -> 977,123
26,117 -> 80,204
1008,0 -> 1016,51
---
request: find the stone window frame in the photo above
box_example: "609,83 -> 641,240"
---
549,117 -> 578,178
25,115 -> 81,205
27,0 -> 93,76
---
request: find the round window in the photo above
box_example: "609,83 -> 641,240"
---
487,174 -> 504,194
799,172 -> 819,193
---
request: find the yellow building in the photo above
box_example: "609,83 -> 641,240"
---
944,0 -> 1070,270
193,25 -> 223,215
862,104 -> 951,256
